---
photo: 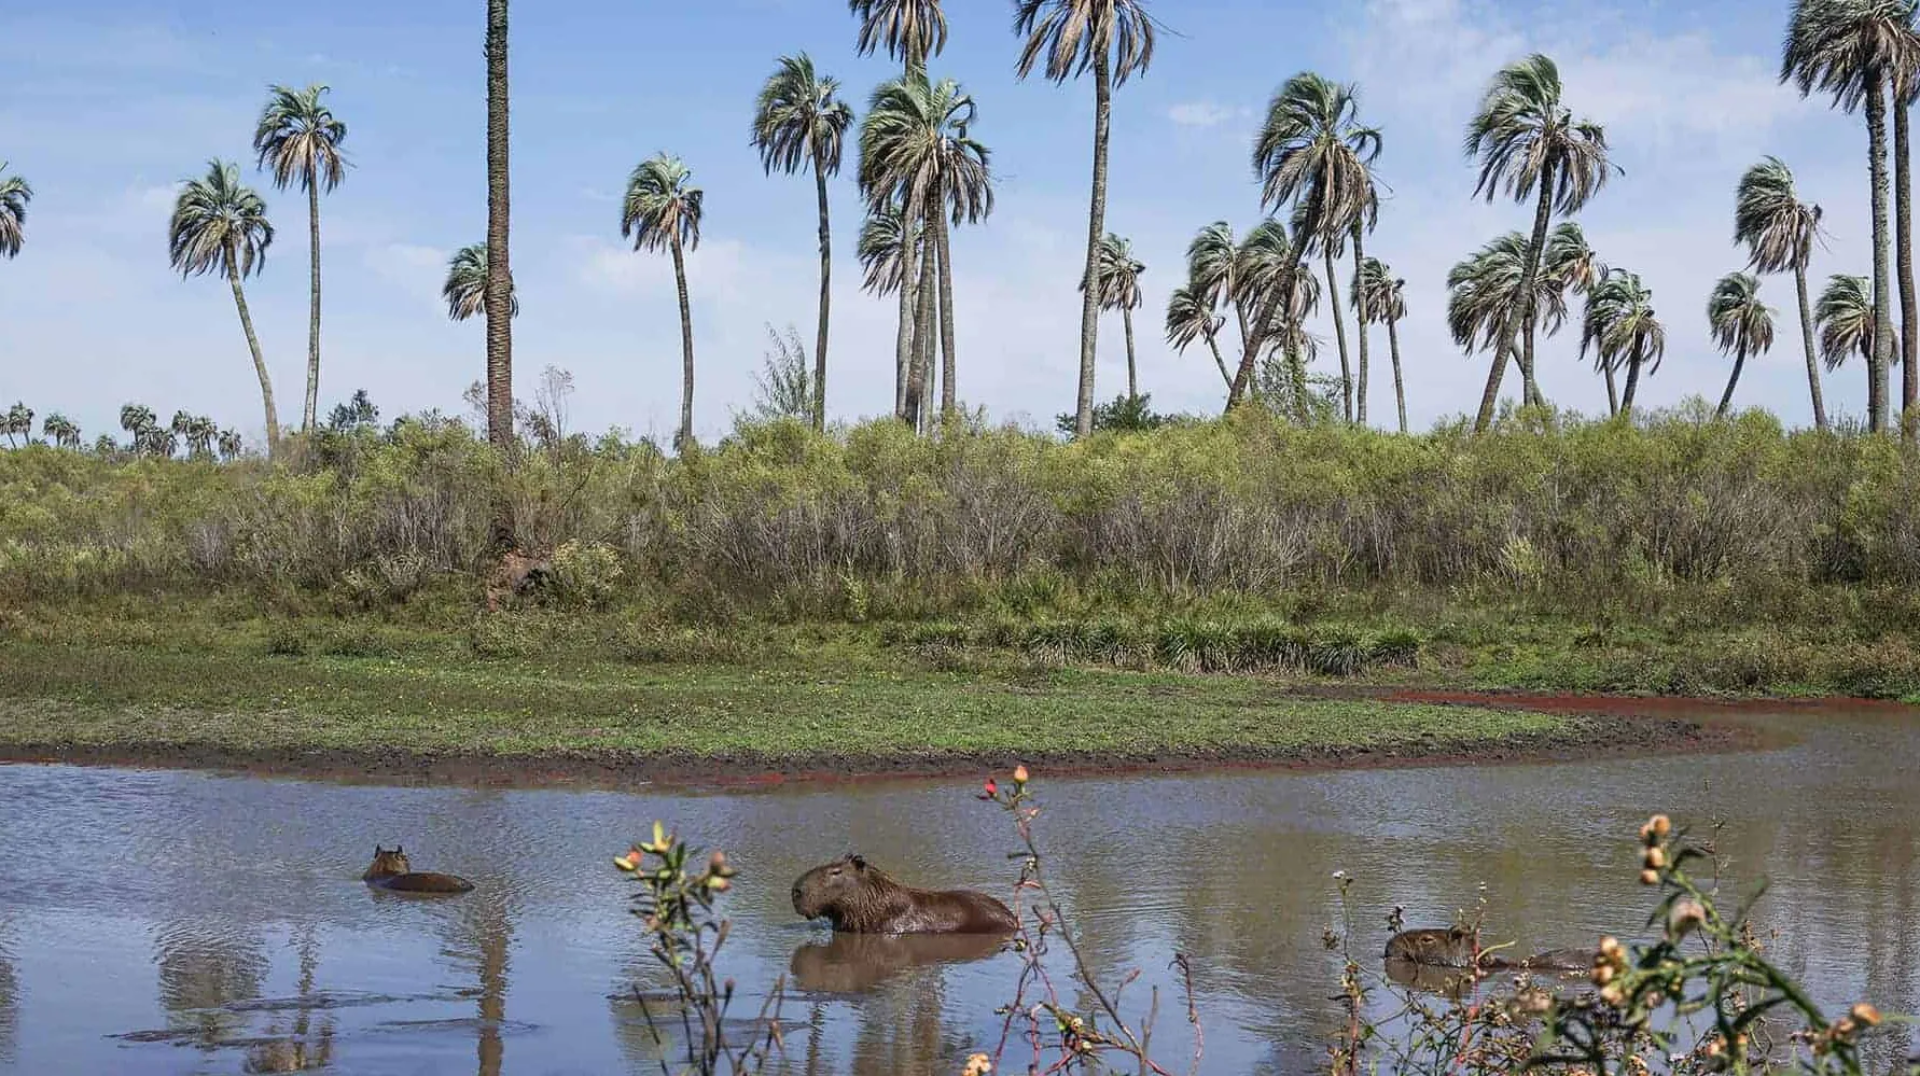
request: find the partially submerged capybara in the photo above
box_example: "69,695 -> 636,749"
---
791,854 -> 1015,934
1385,928 -> 1595,974
362,846 -> 474,894
789,930 -> 1008,993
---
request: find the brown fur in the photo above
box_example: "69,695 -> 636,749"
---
1385,928 -> 1594,973
362,846 -> 474,895
791,854 -> 1015,935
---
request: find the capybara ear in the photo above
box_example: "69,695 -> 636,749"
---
396,845 -> 404,855
850,854 -> 867,871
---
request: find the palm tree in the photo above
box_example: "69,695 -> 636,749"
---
1708,272 -> 1776,417
858,75 -> 992,427
168,160 -> 279,454
3,403 -> 30,448
120,404 -> 155,441
1817,273 -> 1877,383
1897,44 -> 1920,428
1465,53 -> 1616,429
621,153 -> 704,451
1540,223 -> 1615,412
41,412 -> 79,449
1253,72 -> 1381,425
218,429 -> 244,461
1579,269 -> 1665,416
1165,284 -> 1232,392
1235,219 -> 1320,418
848,0 -> 947,74
0,164 -> 30,259
1355,256 -> 1409,433
1782,0 -> 1915,433
1014,0 -> 1157,439
252,84 -> 347,435
1447,232 -> 1571,427
1081,233 -> 1145,401
485,0 -> 513,454
443,242 -> 518,322
1735,157 -> 1830,431
752,54 -> 854,433
1186,222 -> 1254,390
857,202 -> 908,296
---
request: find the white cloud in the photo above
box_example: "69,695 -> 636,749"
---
1167,101 -> 1238,128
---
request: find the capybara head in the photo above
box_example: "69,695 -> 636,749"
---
363,845 -> 411,881
1384,926 -> 1479,966
792,854 -> 893,924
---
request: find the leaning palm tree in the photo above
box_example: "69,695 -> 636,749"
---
752,54 -> 854,432
1081,233 -> 1145,401
41,412 -> 79,449
0,163 -> 30,259
858,74 -> 992,427
1464,54 -> 1616,429
443,242 -> 518,322
168,160 -> 280,454
1540,223 -> 1616,412
484,0 -> 512,453
857,202 -> 908,296
1254,72 -> 1381,425
1817,274 -> 1877,388
1735,157 -> 1830,431
1234,219 -> 1320,418
1448,232 -> 1572,427
1355,256 -> 1409,433
217,428 -> 244,461
1186,221 -> 1253,379
620,153 -> 704,452
1580,269 -> 1665,417
849,0 -> 947,74
1708,272 -> 1776,417
1166,283 -> 1232,392
1014,0 -> 1157,439
252,84 -> 347,434
1781,0 -> 1914,432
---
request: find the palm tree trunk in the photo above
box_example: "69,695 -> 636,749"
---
1073,50 -> 1113,439
1867,69 -> 1895,433
893,187 -> 924,422
910,208 -> 937,431
811,147 -> 832,433
1897,90 -> 1917,436
1717,353 -> 1746,418
936,208 -> 957,420
1288,339 -> 1309,423
1226,303 -> 1256,409
1122,305 -> 1137,402
1620,355 -> 1642,416
484,0 -> 513,457
1795,262 -> 1829,431
1604,363 -> 1619,417
1352,224 -> 1370,427
1387,314 -> 1406,434
304,179 -> 322,433
1472,333 -> 1510,434
671,233 -> 695,451
1204,332 -> 1232,391
1517,162 -> 1556,410
226,255 -> 279,454
1322,248 -> 1353,423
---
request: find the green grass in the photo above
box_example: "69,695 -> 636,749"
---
0,634 -> 1568,764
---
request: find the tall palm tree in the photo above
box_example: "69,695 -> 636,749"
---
1708,272 -> 1776,417
858,74 -> 992,427
1234,219 -> 1320,418
857,202 -> 908,296
252,83 -> 347,435
1896,44 -> 1920,429
621,153 -> 704,452
1817,273 -> 1877,382
0,164 -> 29,259
443,242 -> 518,322
1186,221 -> 1255,386
1166,284 -> 1232,392
168,160 -> 280,454
1735,157 -> 1830,431
1253,72 -> 1381,425
1355,256 -> 1408,433
1464,53 -> 1616,428
1082,233 -> 1145,401
1782,0 -> 1915,432
1579,269 -> 1665,416
3,403 -> 31,448
1540,223 -> 1615,412
752,54 -> 854,433
485,0 -> 513,454
1448,232 -> 1571,428
1014,0 -> 1157,439
41,412 -> 79,449
849,0 -> 947,74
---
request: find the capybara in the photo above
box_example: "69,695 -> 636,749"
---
1383,956 -> 1475,1000
362,846 -> 474,894
788,930 -> 1008,993
1511,947 -> 1598,972
1386,928 -> 1595,973
791,854 -> 1015,934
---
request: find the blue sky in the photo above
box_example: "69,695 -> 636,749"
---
0,0 -> 1884,445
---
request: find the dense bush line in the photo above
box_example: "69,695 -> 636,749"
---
4,403 -> 1920,632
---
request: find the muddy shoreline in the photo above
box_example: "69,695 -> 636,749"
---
0,692 -> 1766,790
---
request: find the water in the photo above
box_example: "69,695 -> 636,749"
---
1,701 -> 1917,1074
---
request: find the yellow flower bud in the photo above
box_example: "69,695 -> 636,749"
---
1599,936 -> 1623,958
1643,847 -> 1667,869
1013,764 -> 1030,785
1649,814 -> 1672,839
1851,1003 -> 1881,1028
1640,868 -> 1660,886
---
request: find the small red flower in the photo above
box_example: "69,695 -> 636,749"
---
982,778 -> 999,799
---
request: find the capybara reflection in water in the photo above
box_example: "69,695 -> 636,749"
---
1385,928 -> 1594,974
791,854 -> 1015,934
789,931 -> 1008,993
362,846 -> 474,894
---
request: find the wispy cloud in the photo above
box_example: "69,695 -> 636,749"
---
1166,101 -> 1240,128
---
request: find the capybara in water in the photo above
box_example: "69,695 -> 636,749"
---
791,854 -> 1015,934
1386,928 -> 1595,973
362,846 -> 474,894
1510,947 -> 1598,973
789,930 -> 1008,993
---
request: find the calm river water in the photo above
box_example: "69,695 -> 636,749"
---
1,701 -> 1916,1075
